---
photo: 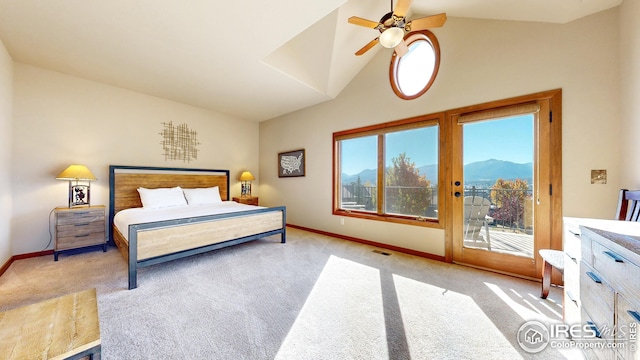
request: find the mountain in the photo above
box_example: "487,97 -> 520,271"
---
342,159 -> 532,186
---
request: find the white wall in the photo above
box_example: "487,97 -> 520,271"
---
620,0 -> 640,187
259,9 -> 622,257
0,39 -> 12,265
11,63 -> 260,255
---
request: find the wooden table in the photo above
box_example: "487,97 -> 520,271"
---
0,288 -> 101,360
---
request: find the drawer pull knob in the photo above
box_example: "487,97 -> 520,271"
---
74,223 -> 90,227
586,321 -> 601,338
628,310 -> 640,323
74,234 -> 90,238
603,251 -> 624,263
586,271 -> 602,283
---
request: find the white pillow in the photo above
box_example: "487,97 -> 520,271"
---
137,186 -> 187,209
182,187 -> 222,205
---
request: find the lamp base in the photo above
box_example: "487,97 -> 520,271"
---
69,183 -> 91,208
241,182 -> 252,198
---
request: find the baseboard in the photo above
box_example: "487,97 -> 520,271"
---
286,224 -> 447,262
0,250 -> 54,277
0,257 -> 12,277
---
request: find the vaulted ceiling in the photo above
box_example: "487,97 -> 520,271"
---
0,0 -> 622,121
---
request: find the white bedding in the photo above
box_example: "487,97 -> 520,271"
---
114,201 -> 264,241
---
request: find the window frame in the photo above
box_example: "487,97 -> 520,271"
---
333,112 -> 445,228
389,30 -> 441,100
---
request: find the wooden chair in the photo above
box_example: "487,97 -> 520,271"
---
615,189 -> 640,221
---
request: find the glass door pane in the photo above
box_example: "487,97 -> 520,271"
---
461,115 -> 535,258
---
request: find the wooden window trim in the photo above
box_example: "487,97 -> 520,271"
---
333,113 -> 445,229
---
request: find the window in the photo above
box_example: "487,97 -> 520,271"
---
389,30 -> 441,100
333,114 -> 442,226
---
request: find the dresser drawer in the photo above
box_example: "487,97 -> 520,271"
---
617,294 -> 640,359
564,253 -> 580,292
580,264 -> 615,340
592,240 -> 640,299
564,222 -> 582,263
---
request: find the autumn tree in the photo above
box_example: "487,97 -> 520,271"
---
490,178 -> 531,229
385,153 -> 432,216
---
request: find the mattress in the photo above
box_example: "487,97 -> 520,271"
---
113,201 -> 264,240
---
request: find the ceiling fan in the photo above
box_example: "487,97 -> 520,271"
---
348,0 -> 446,57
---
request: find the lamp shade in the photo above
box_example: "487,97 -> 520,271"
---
56,165 -> 97,181
379,27 -> 404,48
239,171 -> 255,181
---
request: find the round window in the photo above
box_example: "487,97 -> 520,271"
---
389,30 -> 441,100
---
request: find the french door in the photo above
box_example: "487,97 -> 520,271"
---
447,90 -> 562,279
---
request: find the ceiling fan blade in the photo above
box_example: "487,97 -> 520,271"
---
394,40 -> 409,57
393,0 -> 413,18
355,38 -> 380,56
348,16 -> 380,28
406,13 -> 447,31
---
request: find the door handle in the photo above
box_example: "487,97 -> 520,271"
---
455,192 -> 461,197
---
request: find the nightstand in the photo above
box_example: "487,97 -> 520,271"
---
54,205 -> 107,261
233,196 -> 259,206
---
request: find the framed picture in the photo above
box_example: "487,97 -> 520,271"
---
278,149 -> 305,177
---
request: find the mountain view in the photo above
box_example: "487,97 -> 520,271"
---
342,159 -> 533,187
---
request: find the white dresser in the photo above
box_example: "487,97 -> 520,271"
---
563,217 -> 640,359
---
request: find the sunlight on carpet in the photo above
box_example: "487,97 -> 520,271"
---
394,275 -> 522,359
275,255 -> 387,359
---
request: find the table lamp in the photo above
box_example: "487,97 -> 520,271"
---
239,171 -> 255,197
56,164 -> 97,207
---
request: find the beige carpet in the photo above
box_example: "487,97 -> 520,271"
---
0,228 -> 581,359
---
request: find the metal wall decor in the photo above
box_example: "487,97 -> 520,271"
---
160,121 -> 200,162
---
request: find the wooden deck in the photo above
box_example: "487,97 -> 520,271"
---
464,227 -> 534,258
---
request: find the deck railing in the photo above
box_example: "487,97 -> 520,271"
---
340,184 -> 533,233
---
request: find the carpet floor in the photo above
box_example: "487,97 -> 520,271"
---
0,228 -> 582,359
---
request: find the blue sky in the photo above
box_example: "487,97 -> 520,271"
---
340,114 -> 534,175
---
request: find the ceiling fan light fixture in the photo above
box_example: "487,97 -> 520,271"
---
379,27 -> 404,48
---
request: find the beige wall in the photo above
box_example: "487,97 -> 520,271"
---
620,0 -> 640,187
11,63 -> 260,255
0,39 -> 12,265
259,9 -> 623,257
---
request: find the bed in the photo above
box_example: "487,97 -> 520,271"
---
108,165 -> 286,289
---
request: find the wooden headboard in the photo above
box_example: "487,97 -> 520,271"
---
108,165 -> 230,243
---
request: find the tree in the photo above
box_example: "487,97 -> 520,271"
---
385,153 -> 432,216
490,178 -> 530,229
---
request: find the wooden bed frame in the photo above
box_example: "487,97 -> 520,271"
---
108,165 -> 286,289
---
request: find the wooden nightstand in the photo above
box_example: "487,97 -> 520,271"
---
54,205 -> 107,261
233,196 -> 259,206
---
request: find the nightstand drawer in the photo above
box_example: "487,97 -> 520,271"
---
56,221 -> 104,237
233,197 -> 259,206
56,209 -> 104,225
56,233 -> 105,250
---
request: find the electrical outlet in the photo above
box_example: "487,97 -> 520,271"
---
340,218 -> 345,225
